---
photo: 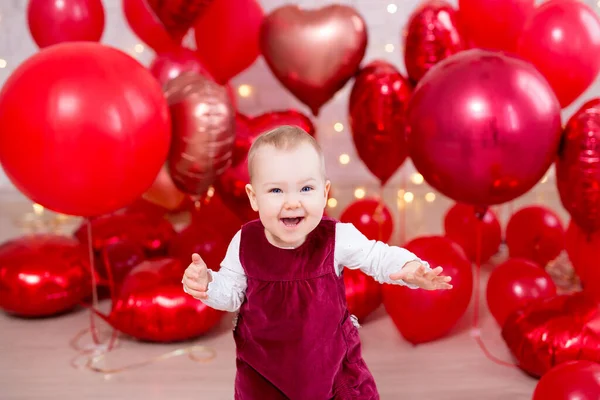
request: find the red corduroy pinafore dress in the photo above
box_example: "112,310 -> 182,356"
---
233,217 -> 379,399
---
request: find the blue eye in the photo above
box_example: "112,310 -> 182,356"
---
269,188 -> 282,194
301,186 -> 314,192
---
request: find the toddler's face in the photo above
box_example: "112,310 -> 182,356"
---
245,143 -> 330,248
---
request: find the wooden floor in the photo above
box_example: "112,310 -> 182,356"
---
0,191 -> 554,400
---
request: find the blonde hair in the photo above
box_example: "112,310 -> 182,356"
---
247,125 -> 325,181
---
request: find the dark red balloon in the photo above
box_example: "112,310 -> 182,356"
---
458,0 -> 534,53
486,258 -> 557,327
169,219 -> 230,273
349,60 -> 412,185
443,203 -> 501,263
27,0 -> 105,49
97,241 -> 146,293
217,110 -> 316,222
407,49 -> 562,207
517,0 -> 600,108
556,99 -> 600,234
505,206 -> 565,268
149,47 -> 212,87
0,42 -> 171,217
0,235 -> 91,317
565,221 -> 600,302
194,0 -> 263,84
502,292 -> 600,378
404,0 -> 467,83
382,236 -> 473,344
96,258 -> 224,342
339,198 -> 394,243
533,360 -> 600,400
343,269 -> 382,322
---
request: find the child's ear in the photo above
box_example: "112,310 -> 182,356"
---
324,180 -> 331,200
245,184 -> 259,211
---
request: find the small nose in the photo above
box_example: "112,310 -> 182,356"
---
284,193 -> 301,209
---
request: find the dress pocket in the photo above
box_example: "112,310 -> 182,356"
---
341,313 -> 363,364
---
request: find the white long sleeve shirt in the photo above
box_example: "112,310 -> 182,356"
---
201,222 -> 430,312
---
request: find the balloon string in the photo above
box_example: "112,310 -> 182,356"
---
69,328 -> 216,374
472,218 -> 518,369
86,219 -> 101,346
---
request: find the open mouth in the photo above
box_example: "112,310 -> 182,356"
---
280,217 -> 304,227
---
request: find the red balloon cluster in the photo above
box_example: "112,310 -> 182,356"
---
0,235 -> 91,317
383,236 -> 473,344
349,61 -> 412,185
502,292 -> 600,378
443,203 -> 502,264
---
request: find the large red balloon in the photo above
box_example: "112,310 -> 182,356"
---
533,360 -> 600,400
194,0 -> 264,84
404,0 -> 467,84
0,235 -> 91,317
382,236 -> 473,344
443,203 -> 502,263
517,0 -> 600,108
349,60 -> 412,185
0,43 -> 171,217
406,49 -> 562,207
96,258 -> 224,342
486,258 -> 557,327
339,198 -> 394,243
27,0 -> 105,49
502,292 -> 600,378
565,221 -> 600,302
458,0 -> 535,53
505,206 -> 565,268
556,99 -> 600,234
344,269 -> 382,322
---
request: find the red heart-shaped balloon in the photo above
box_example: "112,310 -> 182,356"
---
502,292 -> 600,378
99,258 -> 224,342
0,235 -> 91,317
260,4 -> 367,116
344,269 -> 382,321
349,60 -> 412,185
382,236 -> 473,344
215,110 -> 316,222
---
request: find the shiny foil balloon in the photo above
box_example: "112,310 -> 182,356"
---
142,166 -> 187,211
443,203 -> 502,263
505,206 -> 565,267
407,49 -> 562,207
0,235 -> 91,317
74,213 -> 176,259
27,0 -> 105,49
339,198 -> 394,243
96,258 -> 224,342
556,99 -> 600,234
533,360 -> 600,400
565,222 -> 600,302
217,110 -> 316,221
123,0 -> 214,53
382,236 -> 473,344
403,0 -> 468,84
502,292 -> 600,378
349,60 -> 412,185
344,269 -> 382,322
0,42 -> 171,217
260,4 -> 367,116
486,258 -> 557,327
165,71 -> 236,196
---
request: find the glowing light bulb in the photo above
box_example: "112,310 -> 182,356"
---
354,188 -> 366,199
134,44 -> 144,53
385,44 -> 394,53
327,198 -> 338,208
238,84 -> 252,97
425,192 -> 436,202
403,192 -> 414,203
334,123 -> 344,132
387,4 -> 398,13
339,154 -> 350,165
411,173 -> 424,185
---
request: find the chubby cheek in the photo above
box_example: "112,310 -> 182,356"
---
257,195 -> 283,218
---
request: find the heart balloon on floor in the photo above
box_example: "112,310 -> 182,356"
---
27,0 -> 105,49
216,110 -> 316,222
502,292 -> 600,378
260,4 -> 367,116
0,235 -> 91,317
0,42 -> 171,217
382,236 -> 473,344
533,360 -> 600,400
165,71 -> 236,196
94,258 -> 224,342
556,99 -> 600,234
404,0 -> 467,83
349,60 -> 412,185
407,49 -> 562,208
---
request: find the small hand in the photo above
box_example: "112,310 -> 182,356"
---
182,253 -> 211,300
389,261 -> 453,290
